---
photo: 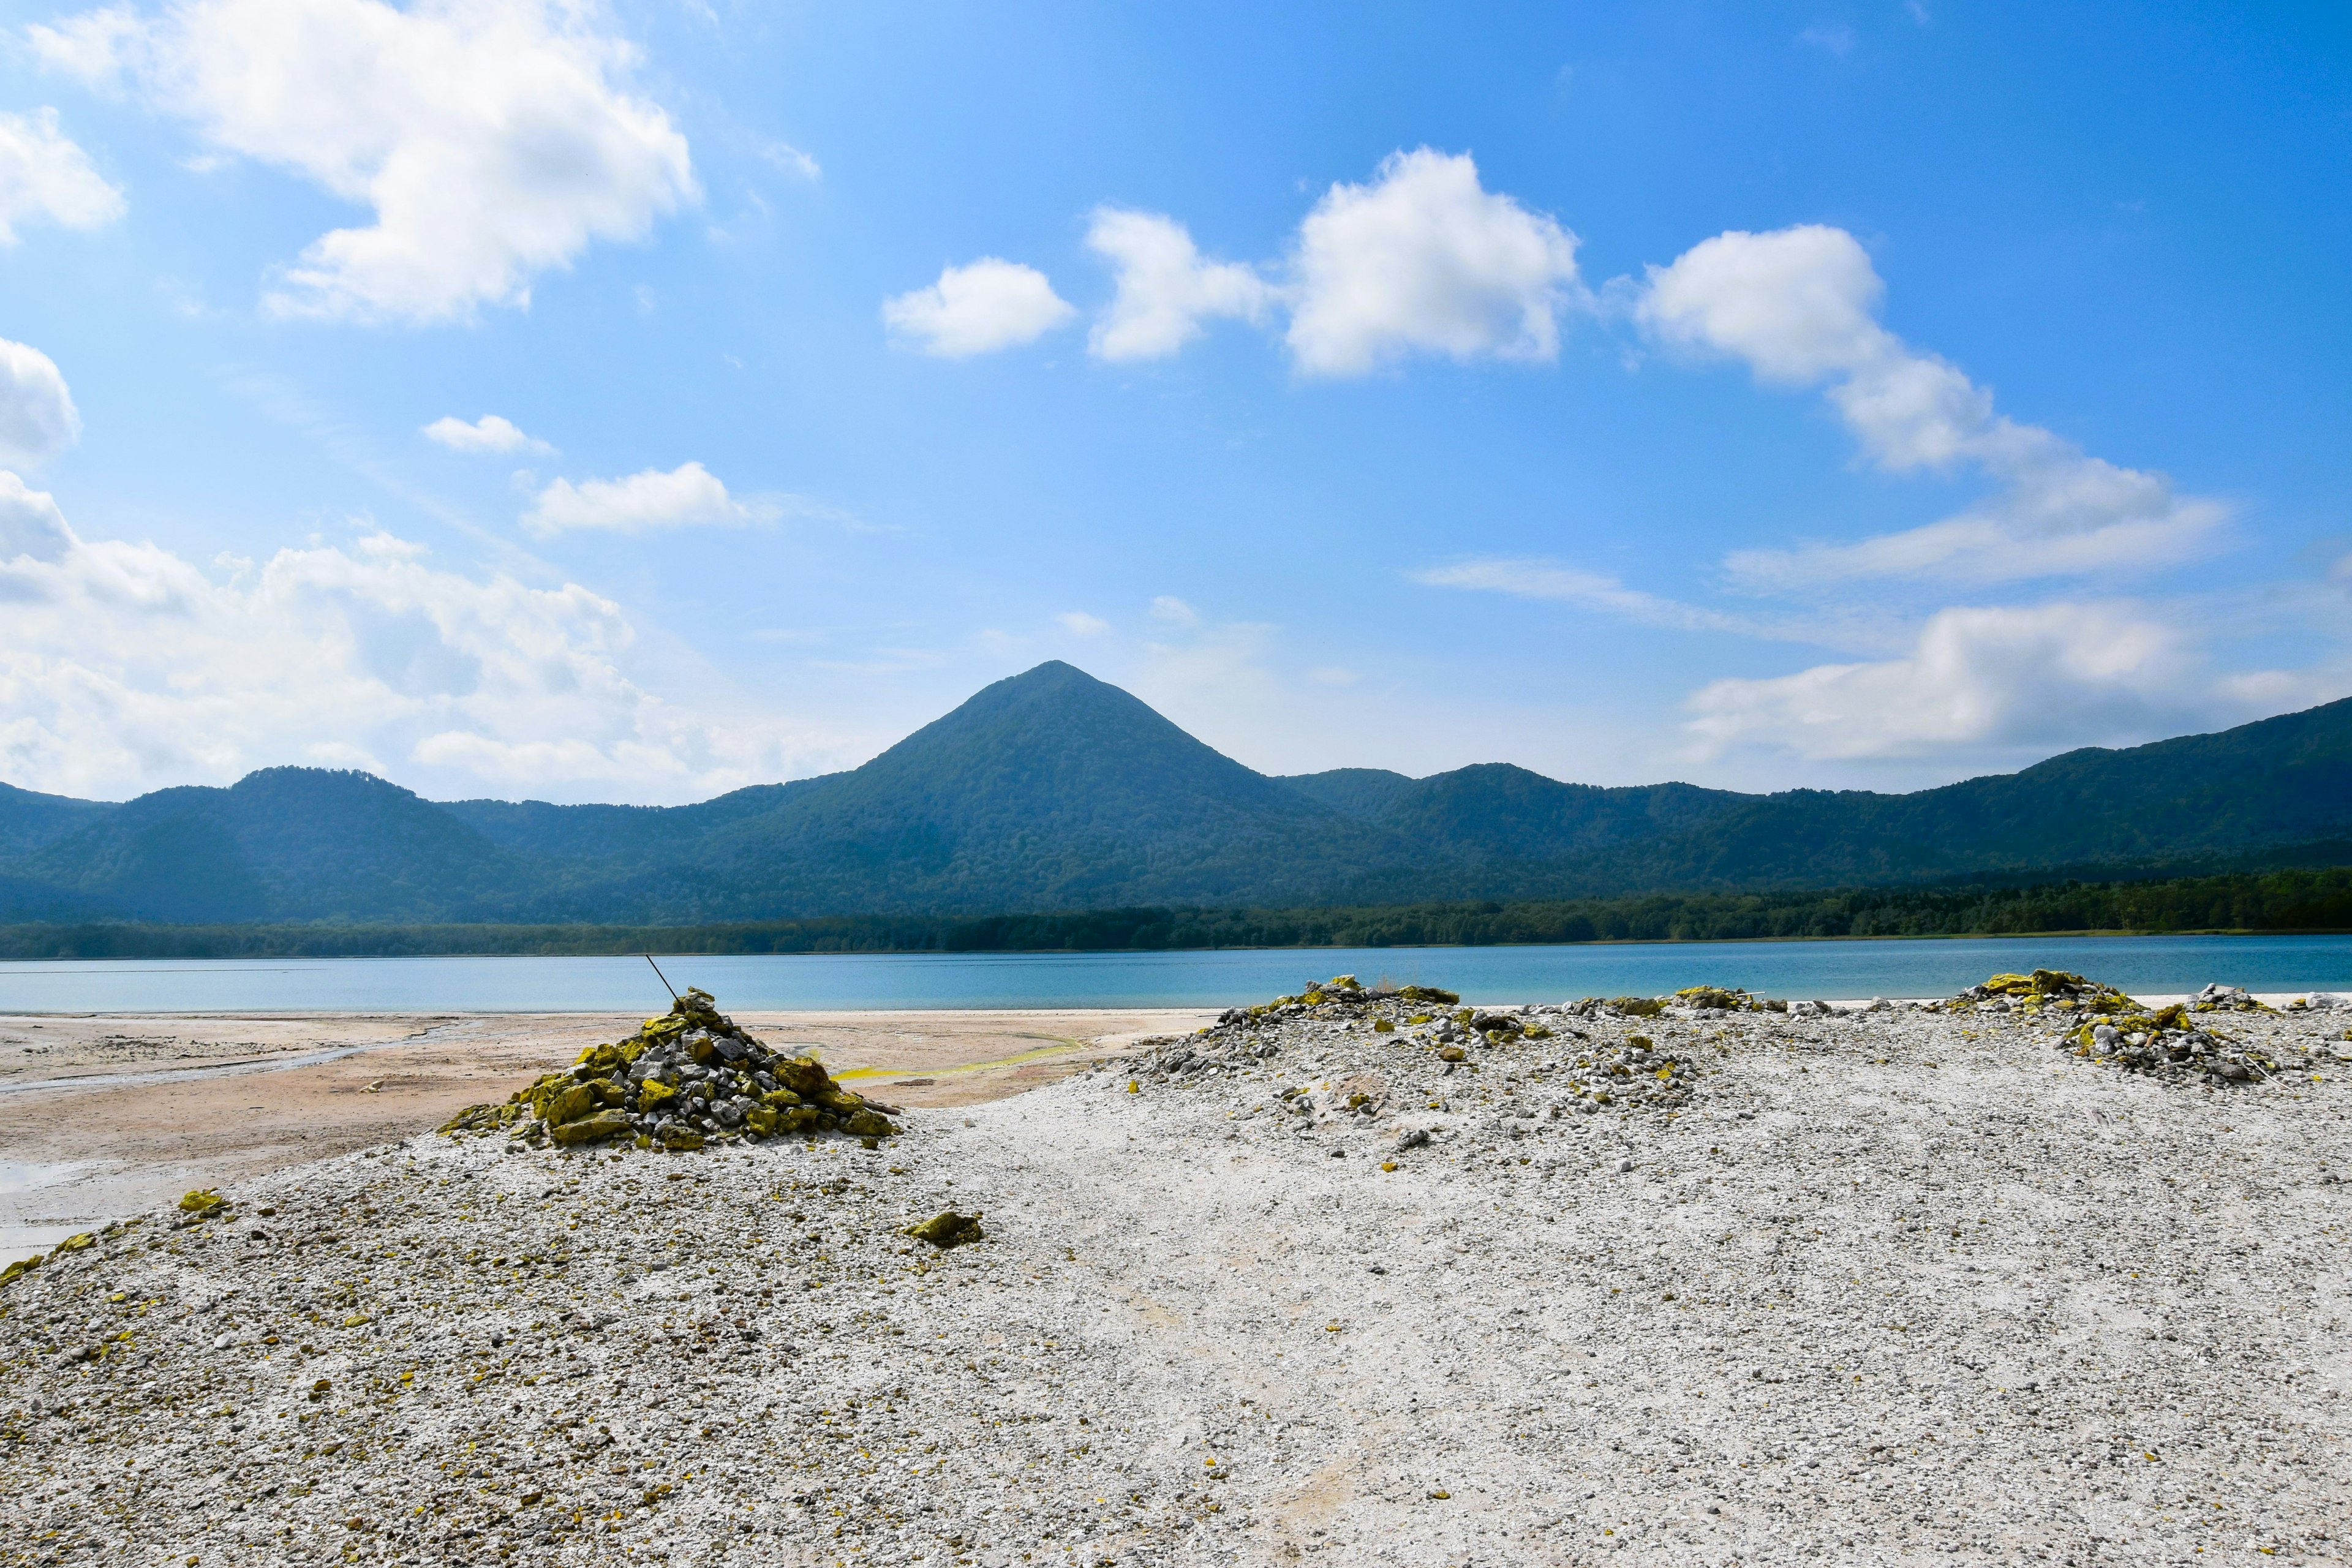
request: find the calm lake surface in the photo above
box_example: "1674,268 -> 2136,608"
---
0,934 -> 2347,1012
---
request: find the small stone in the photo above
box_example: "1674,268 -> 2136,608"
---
905,1211 -> 985,1249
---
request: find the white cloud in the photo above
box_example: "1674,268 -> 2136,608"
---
421,413 -> 553,455
1637,224 -> 2225,586
1798,23 -> 1857,56
881,258 -> 1074,357
522,461 -> 767,537
1284,148 -> 1581,377
0,337 -> 81,470
1411,558 -> 1755,636
1055,611 -> 1108,636
1084,208 -> 1273,361
1148,595 -> 1199,628
0,472 -> 75,563
0,107 -> 124,243
753,137 -> 820,181
1682,601 -> 2277,761
32,0 -> 697,323
0,499 -> 835,801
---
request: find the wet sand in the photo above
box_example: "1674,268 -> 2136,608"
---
0,1007 -> 1213,1256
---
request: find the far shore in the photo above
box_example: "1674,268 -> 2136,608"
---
2,924 -> 2350,963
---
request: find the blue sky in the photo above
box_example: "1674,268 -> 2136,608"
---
0,0 -> 2346,805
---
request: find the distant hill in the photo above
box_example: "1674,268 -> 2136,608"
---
1,661 -> 2347,924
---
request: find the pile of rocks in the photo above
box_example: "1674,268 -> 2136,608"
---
2192,982 -> 2269,1012
1145,974 -> 1702,1129
2286,992 -> 2352,1013
2056,1001 -> 2302,1087
438,988 -> 898,1153
1551,986 -> 1870,1019
1940,968 -> 2131,1016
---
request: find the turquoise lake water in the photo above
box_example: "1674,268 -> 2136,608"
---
0,933 -> 2346,1012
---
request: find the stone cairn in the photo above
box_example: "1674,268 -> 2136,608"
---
1133,974 -> 1705,1120
439,987 -> 900,1152
1943,968 -> 2296,1087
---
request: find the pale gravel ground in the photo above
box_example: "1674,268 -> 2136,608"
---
3,989 -> 2350,1568
0,1009 -> 1215,1258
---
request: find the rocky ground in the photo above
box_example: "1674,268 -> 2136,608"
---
0,1008 -> 1210,1256
3,979 -> 2350,1567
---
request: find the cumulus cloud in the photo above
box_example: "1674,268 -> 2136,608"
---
1055,611 -> 1108,636
421,413 -> 553,454
32,0 -> 697,323
522,461 -> 767,537
1284,148 -> 1581,377
0,337 -> 81,470
1681,601 -> 2271,761
881,258 -> 1074,357
0,107 -> 124,243
1084,208 -> 1273,361
1638,224 -> 2224,586
0,497 -> 833,800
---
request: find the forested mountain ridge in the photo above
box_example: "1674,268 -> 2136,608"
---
1,662 -> 2345,924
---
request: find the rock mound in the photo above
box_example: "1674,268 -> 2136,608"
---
439,988 -> 899,1152
1937,970 -> 2312,1088
1940,968 -> 2131,1016
1145,974 -> 1699,1122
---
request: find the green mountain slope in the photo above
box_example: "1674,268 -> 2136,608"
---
0,665 -> 2345,923
15,769 -> 526,922
1561,696 -> 2352,892
597,661 -> 1391,918
0,779 -> 118,858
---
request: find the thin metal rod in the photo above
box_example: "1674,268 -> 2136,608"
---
645,954 -> 680,1001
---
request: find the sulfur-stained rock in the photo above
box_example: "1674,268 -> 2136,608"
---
543,1082 -> 605,1126
774,1057 -> 834,1098
843,1109 -> 897,1139
549,1109 -> 633,1146
906,1211 -> 985,1248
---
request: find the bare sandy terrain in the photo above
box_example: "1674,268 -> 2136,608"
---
3,984 -> 2349,1566
0,1008 -> 1215,1256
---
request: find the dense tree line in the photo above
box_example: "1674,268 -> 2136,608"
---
0,866 -> 2345,959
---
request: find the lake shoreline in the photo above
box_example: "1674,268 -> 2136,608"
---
5,932 -> 2351,1014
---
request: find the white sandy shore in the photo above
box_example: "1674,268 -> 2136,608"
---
2,991 -> 2349,1566
0,1008 -> 1216,1257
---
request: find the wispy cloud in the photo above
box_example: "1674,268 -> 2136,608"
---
1636,224 -> 2228,588
1408,557 -> 1882,647
0,107 -> 124,244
